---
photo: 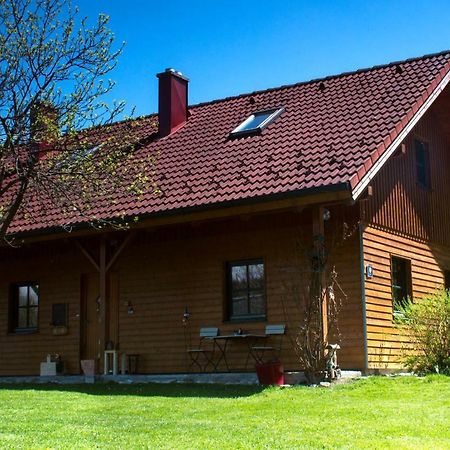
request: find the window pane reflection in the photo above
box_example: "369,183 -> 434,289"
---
231,266 -> 247,291
18,308 -> 28,328
29,285 -> 39,306
13,283 -> 39,330
18,286 -> 28,306
29,307 -> 38,328
249,264 -> 264,289
229,260 -> 265,319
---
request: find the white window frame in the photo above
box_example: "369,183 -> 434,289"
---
230,107 -> 284,137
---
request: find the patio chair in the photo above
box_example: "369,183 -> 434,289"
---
186,327 -> 219,372
247,324 -> 286,366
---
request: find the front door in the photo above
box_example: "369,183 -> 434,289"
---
80,272 -> 119,372
80,273 -> 102,364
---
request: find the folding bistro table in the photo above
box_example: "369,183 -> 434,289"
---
209,333 -> 268,371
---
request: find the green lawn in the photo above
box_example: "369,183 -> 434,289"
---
0,376 -> 448,449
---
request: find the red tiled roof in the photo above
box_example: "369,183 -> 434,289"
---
7,50 -> 450,235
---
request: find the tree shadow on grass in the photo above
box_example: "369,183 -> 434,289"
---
0,382 -> 266,398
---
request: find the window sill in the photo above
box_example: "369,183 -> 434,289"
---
225,316 -> 267,324
9,328 -> 39,335
229,128 -> 263,139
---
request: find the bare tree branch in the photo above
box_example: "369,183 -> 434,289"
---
0,0 -> 157,243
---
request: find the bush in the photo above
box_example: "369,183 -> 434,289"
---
397,290 -> 450,375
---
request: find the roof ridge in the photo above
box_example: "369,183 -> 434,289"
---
188,49 -> 450,109
84,49 -> 450,122
78,112 -> 158,133
349,50 -> 450,199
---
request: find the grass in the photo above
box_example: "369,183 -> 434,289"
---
0,376 -> 448,449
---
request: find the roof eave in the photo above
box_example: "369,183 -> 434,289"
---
351,63 -> 450,201
5,182 -> 352,242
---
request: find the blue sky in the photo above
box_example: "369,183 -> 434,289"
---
75,0 -> 450,117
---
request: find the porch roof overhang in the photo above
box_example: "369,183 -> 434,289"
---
2,182 -> 352,245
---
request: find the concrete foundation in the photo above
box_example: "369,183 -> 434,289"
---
0,370 -> 362,385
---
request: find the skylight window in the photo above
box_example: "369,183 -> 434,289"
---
70,144 -> 101,161
230,107 -> 284,137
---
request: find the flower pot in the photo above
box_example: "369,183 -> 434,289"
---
80,359 -> 96,376
256,362 -> 284,385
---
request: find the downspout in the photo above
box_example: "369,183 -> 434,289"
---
358,222 -> 369,373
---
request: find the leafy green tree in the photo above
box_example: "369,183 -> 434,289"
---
0,0 -> 156,243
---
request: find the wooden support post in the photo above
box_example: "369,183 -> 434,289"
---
99,237 -> 107,372
106,232 -> 135,272
312,206 -> 328,347
75,233 -> 135,374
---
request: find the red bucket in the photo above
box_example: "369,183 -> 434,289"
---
256,362 -> 284,385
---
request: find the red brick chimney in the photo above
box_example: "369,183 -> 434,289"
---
30,101 -> 59,144
30,102 -> 59,159
157,68 -> 189,137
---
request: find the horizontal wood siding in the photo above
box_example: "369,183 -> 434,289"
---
115,207 -> 364,373
362,226 -> 450,369
327,230 -> 365,369
0,243 -> 86,375
0,207 -> 365,375
361,102 -> 450,370
116,215 -> 305,373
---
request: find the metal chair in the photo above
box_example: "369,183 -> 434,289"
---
187,327 -> 219,372
248,324 -> 286,366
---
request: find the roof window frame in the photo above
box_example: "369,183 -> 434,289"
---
230,107 -> 284,138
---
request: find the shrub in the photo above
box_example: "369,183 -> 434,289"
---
397,290 -> 450,375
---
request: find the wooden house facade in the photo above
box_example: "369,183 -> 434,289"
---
1,51 -> 450,376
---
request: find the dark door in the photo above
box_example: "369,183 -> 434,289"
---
80,272 -> 120,373
80,273 -> 102,364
